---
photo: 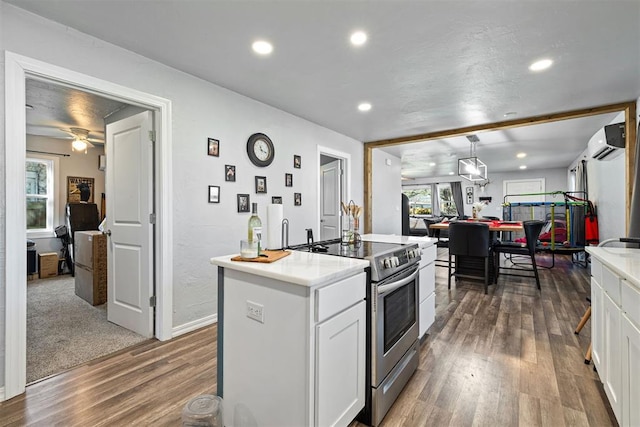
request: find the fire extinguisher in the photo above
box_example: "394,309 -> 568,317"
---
585,201 -> 599,245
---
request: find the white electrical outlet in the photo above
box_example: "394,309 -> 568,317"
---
246,300 -> 264,323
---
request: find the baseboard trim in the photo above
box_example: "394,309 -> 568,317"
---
172,314 -> 217,337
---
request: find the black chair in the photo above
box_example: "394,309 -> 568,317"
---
448,222 -> 492,294
493,220 -> 545,290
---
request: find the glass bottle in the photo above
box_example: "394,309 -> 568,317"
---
248,203 -> 262,254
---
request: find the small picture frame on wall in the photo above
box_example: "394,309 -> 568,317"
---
208,186 -> 220,203
285,173 -> 293,187
294,192 -> 302,206
207,138 -> 219,157
466,186 -> 474,204
237,194 -> 250,212
255,176 -> 267,194
293,155 -> 301,169
225,165 -> 236,182
67,176 -> 95,203
272,196 -> 282,204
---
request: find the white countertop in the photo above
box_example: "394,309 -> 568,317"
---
211,250 -> 369,288
360,234 -> 437,248
586,247 -> 640,289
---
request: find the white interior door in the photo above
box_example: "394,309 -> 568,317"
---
105,111 -> 154,337
320,159 -> 341,240
503,178 -> 546,203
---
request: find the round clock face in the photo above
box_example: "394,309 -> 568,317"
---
247,133 -> 275,167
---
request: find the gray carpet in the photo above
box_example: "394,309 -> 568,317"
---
27,275 -> 148,383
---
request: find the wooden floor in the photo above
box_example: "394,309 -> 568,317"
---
1,251 -> 615,426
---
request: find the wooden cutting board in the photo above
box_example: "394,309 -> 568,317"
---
231,250 -> 291,263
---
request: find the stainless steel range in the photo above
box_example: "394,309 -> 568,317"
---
299,240 -> 422,426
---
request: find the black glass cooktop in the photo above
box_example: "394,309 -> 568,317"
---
310,241 -> 406,259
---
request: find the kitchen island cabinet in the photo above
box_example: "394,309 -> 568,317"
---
586,247 -> 640,427
211,251 -> 369,427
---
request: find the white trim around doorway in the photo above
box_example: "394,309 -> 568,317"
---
316,146 -> 351,238
4,51 -> 174,400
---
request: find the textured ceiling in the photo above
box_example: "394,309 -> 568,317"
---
10,0 -> 640,177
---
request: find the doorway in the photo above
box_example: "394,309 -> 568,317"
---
317,146 -> 351,241
5,52 -> 173,400
24,79 -> 153,383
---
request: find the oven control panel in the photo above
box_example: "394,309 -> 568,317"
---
372,244 -> 421,281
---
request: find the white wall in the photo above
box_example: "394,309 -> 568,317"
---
568,112 -> 627,242
404,167 -> 569,219
0,3 -> 364,384
371,149 -> 401,234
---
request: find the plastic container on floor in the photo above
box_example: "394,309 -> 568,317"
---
182,395 -> 223,427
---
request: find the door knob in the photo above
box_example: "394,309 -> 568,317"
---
104,229 -> 112,236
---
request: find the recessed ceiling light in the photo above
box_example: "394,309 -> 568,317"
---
448,171 -> 454,175
252,40 -> 273,55
358,102 -> 372,112
529,58 -> 553,71
350,31 -> 367,46
519,165 -> 527,170
504,111 -> 517,117
516,152 -> 527,159
429,162 -> 436,166
25,104 -> 34,110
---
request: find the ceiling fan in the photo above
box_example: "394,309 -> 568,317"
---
26,124 -> 104,146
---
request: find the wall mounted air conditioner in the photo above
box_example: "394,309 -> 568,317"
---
590,122 -> 625,160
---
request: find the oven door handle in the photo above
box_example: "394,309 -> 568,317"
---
377,266 -> 419,295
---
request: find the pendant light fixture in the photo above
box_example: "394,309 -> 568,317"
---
458,135 -> 488,182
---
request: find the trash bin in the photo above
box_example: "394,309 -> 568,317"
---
27,239 -> 36,275
182,394 -> 223,427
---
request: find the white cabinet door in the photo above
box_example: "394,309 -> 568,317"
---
622,314 -> 640,427
591,277 -> 604,371
316,301 -> 366,427
419,293 -> 436,337
603,291 -> 622,423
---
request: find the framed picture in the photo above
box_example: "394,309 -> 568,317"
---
285,173 -> 293,187
466,186 -> 474,204
67,176 -> 95,203
225,165 -> 236,182
294,192 -> 302,206
208,185 -> 220,203
255,176 -> 267,193
237,194 -> 250,212
293,155 -> 301,169
207,138 -> 219,157
272,196 -> 282,204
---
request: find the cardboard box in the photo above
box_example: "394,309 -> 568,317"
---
74,231 -> 107,305
39,252 -> 59,279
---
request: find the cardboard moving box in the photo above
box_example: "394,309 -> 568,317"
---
39,252 -> 59,279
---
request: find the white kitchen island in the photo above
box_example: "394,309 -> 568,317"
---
211,250 -> 370,427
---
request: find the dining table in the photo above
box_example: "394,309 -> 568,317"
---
428,220 -> 524,276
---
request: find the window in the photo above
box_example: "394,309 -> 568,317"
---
26,157 -> 56,235
437,183 -> 457,216
403,187 -> 432,215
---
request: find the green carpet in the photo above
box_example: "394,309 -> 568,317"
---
27,275 -> 148,383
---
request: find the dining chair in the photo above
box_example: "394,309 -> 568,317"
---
493,220 -> 545,290
448,222 -> 492,294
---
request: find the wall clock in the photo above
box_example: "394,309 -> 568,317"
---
246,133 -> 275,167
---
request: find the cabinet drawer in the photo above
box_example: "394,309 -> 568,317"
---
316,272 -> 365,323
590,257 -> 602,286
419,245 -> 437,268
622,279 -> 640,328
602,265 -> 621,306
